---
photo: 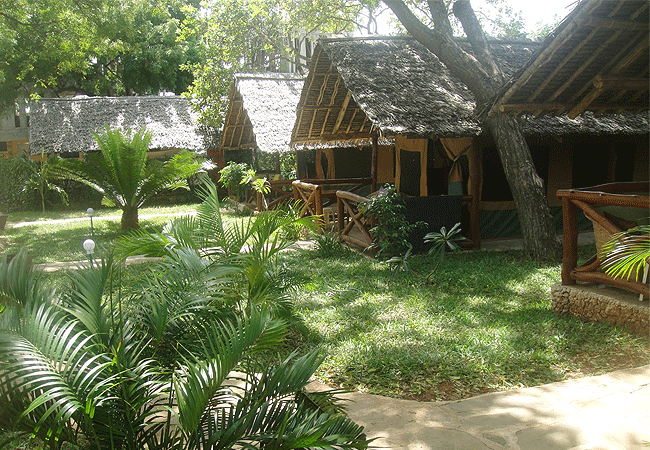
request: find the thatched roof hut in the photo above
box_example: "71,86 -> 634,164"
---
291,36 -> 648,149
486,0 -> 649,118
220,73 -> 304,154
29,96 -> 205,154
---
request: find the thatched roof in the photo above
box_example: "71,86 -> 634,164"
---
220,73 -> 304,153
29,96 -> 204,154
291,36 -> 541,147
486,0 -> 649,118
291,35 -> 648,149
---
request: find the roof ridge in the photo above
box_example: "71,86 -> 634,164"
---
234,72 -> 305,81
319,34 -> 539,46
34,96 -> 185,102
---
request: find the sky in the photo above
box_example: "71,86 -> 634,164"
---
373,0 -> 579,36
485,0 -> 578,33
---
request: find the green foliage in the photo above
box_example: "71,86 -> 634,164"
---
312,229 -> 356,259
600,225 -> 650,282
20,151 -> 69,214
51,126 -> 201,229
288,246 -> 650,400
0,157 -> 38,213
218,161 -> 250,198
181,0 -> 364,127
0,221 -> 368,449
359,184 -> 422,258
423,222 -> 464,280
116,177 -> 317,320
0,0 -> 201,112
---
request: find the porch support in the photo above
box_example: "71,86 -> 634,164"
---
371,132 -> 378,192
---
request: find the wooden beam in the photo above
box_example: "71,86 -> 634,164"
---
593,75 -> 650,91
499,103 -> 572,112
308,109 -> 318,138
548,29 -> 622,103
332,91 -> 352,134
568,86 -> 604,118
345,109 -> 358,133
567,16 -> 649,103
526,28 -> 599,103
320,108 -> 332,136
316,74 -> 329,106
576,16 -> 649,31
371,132 -> 378,193
329,75 -> 341,106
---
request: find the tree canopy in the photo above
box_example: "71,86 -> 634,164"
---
182,0 -> 375,128
0,0 -> 201,113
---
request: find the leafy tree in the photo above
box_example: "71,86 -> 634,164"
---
383,0 -> 562,260
51,126 -> 201,229
0,0 -> 201,113
182,0 -> 371,127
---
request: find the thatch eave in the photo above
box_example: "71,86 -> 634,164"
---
29,96 -> 205,155
220,73 -> 304,154
485,0 -> 649,119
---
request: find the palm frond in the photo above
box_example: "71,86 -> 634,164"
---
0,249 -> 53,330
0,303 -> 114,445
174,309 -> 285,433
601,225 -> 650,280
204,350 -> 369,449
62,257 -> 114,344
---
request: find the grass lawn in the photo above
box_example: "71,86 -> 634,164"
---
2,208 -> 648,403
0,203 -> 239,264
281,244 -> 650,401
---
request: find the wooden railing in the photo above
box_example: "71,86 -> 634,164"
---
291,178 -> 373,230
557,182 -> 649,297
256,178 -> 372,213
336,190 -> 374,250
262,180 -> 294,211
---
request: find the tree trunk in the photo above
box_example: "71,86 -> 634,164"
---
121,205 -> 139,229
486,115 -> 561,260
383,0 -> 563,260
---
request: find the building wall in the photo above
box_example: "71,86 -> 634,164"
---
0,101 -> 30,158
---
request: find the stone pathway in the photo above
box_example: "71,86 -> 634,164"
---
312,364 -> 650,450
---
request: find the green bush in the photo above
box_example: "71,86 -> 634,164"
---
359,184 -> 423,258
0,157 -> 38,212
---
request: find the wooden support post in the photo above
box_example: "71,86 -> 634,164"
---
561,197 -> 578,285
469,141 -> 481,248
371,132 -> 378,193
337,194 -> 344,234
275,151 -> 281,176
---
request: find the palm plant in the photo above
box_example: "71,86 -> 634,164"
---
51,126 -> 201,229
0,245 -> 369,449
116,177 -> 317,320
21,149 -> 69,214
600,224 -> 650,282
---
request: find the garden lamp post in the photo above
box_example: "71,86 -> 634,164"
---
86,207 -> 95,236
83,238 -> 95,267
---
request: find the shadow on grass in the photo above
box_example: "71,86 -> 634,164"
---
285,246 -> 650,400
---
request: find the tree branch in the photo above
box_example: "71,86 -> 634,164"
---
383,0 -> 498,103
452,0 -> 503,83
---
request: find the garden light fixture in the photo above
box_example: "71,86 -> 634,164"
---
86,207 -> 95,236
83,238 -> 96,267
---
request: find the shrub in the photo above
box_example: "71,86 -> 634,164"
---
0,157 -> 38,212
359,184 -> 423,257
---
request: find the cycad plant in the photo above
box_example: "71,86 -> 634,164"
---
0,249 -> 368,449
51,126 -> 201,229
600,224 -> 650,282
116,177 -> 316,321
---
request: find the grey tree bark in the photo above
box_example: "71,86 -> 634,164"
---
383,0 -> 561,260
